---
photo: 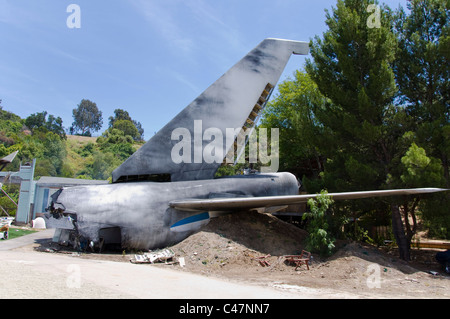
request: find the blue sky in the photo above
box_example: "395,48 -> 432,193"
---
0,0 -> 407,139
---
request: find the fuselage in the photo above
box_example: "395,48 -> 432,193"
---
48,172 -> 299,250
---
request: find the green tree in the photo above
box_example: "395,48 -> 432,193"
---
406,143 -> 447,239
132,120 -> 145,141
305,0 -> 398,193
400,143 -> 445,188
112,119 -> 139,140
387,142 -> 446,259
108,108 -> 144,141
96,129 -> 135,161
0,101 -> 22,122
393,0 -> 450,242
25,111 -> 66,139
0,183 -> 19,216
46,114 -> 66,139
41,132 -> 67,175
0,101 -> 25,148
261,70 -> 328,178
0,121 -> 22,139
87,151 -> 121,180
393,0 -> 449,187
108,109 -> 132,127
303,0 -> 428,260
71,99 -> 103,136
16,136 -> 43,163
303,190 -> 335,256
35,158 -> 57,177
60,161 -> 75,178
24,111 -> 47,131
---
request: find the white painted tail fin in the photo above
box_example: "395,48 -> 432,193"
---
112,38 -> 309,183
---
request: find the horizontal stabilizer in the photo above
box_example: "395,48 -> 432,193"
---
169,188 -> 448,211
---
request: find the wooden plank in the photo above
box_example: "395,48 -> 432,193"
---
412,242 -> 450,250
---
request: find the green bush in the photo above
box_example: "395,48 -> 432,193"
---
303,190 -> 336,256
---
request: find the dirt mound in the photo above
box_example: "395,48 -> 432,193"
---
203,211 -> 307,255
169,211 -> 307,272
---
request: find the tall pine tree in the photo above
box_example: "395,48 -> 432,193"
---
394,0 -> 449,186
305,0 -> 399,192
305,0 -> 418,259
393,0 -> 449,239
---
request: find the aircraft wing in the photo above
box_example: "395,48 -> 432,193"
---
169,188 -> 448,211
0,150 -> 19,171
0,150 -> 18,164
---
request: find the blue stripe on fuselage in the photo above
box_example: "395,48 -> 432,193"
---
170,212 -> 210,230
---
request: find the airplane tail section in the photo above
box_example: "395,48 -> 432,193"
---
112,38 -> 309,183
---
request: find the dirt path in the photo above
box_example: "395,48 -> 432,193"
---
1,247 -> 363,299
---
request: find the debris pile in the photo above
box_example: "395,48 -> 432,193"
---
0,217 -> 13,240
131,248 -> 176,264
0,225 -> 8,240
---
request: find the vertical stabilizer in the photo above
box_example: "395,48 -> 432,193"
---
112,38 -> 309,183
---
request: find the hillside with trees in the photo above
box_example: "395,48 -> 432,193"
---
0,98 -> 144,216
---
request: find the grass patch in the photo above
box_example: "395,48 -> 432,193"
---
7,228 -> 37,240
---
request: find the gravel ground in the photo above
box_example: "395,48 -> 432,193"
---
2,219 -> 449,300
0,229 -> 360,299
